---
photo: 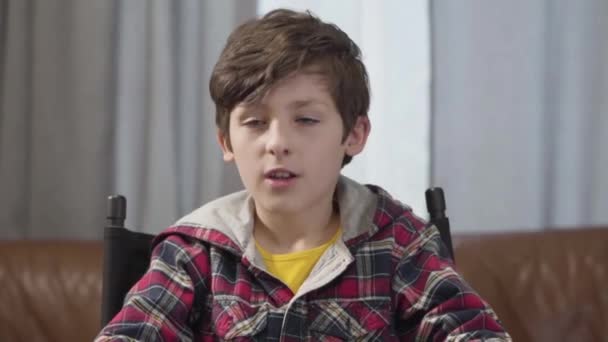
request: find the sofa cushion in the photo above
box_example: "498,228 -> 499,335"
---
454,227 -> 608,342
0,240 -> 103,341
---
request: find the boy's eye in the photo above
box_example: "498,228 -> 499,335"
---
296,117 -> 320,125
243,119 -> 265,127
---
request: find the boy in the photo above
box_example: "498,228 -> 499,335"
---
97,9 -> 510,341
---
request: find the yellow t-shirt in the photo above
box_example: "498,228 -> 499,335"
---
255,228 -> 341,294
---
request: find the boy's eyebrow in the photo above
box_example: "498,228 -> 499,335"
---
234,99 -> 330,118
288,99 -> 330,110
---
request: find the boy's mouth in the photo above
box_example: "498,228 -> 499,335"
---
264,168 -> 298,180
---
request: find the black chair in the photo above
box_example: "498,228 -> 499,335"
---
100,189 -> 453,327
100,195 -> 155,327
425,187 -> 454,261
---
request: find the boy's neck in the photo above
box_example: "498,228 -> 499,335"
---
253,200 -> 340,254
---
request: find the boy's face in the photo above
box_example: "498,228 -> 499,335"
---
217,70 -> 370,216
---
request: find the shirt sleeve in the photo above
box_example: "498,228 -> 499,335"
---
95,234 -> 210,342
392,225 -> 512,341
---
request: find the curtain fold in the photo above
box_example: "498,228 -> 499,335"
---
0,0 -> 253,238
0,0 -> 115,239
113,0 -> 249,233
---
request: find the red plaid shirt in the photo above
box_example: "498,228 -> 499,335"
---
97,177 -> 510,341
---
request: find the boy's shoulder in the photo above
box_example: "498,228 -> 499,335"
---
358,183 -> 438,254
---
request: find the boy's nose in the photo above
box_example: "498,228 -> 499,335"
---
266,122 -> 291,157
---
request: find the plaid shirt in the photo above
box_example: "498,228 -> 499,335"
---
97,176 -> 510,341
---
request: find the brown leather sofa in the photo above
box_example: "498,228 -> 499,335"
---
1,227 -> 606,341
0,241 -> 103,341
454,227 -> 608,342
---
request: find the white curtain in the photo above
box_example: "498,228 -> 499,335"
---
431,0 -> 608,232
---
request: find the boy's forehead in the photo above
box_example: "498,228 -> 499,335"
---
235,71 -> 334,112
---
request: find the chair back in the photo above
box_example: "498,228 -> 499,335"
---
100,195 -> 154,327
426,187 -> 455,261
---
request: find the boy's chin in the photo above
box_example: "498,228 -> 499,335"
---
252,196 -> 302,216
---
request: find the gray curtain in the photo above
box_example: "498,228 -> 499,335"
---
113,0 -> 250,234
0,0 -> 115,239
0,0 -> 252,239
431,0 -> 608,232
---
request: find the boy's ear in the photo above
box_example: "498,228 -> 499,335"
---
345,115 -> 371,156
216,129 -> 234,162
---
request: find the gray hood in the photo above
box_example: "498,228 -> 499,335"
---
174,175 -> 378,253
